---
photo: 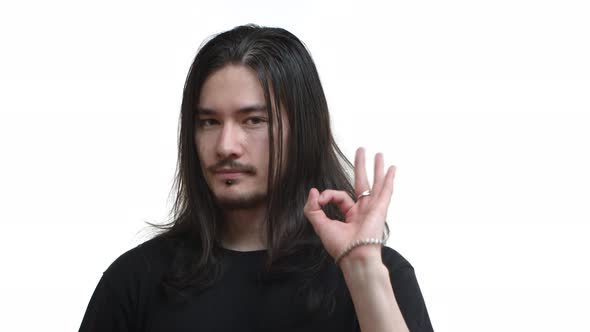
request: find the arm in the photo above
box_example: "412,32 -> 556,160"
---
340,254 -> 409,332
304,148 -> 432,332
79,274 -> 131,332
78,245 -> 150,332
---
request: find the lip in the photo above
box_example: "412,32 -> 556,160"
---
214,170 -> 246,179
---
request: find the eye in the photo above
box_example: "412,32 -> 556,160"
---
245,117 -> 267,126
198,119 -> 219,127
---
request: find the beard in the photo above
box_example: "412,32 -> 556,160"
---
214,190 -> 267,210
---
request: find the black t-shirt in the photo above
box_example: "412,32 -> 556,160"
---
79,237 -> 433,332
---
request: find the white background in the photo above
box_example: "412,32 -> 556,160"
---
1,0 -> 589,331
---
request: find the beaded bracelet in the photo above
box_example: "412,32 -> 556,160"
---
335,238 -> 386,265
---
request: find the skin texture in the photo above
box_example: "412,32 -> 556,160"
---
196,65 -> 270,209
304,149 -> 410,332
195,64 -> 286,251
196,64 -> 409,331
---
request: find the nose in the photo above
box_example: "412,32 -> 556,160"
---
216,122 -> 244,159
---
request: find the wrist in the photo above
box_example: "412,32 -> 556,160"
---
335,237 -> 384,266
339,253 -> 388,284
337,244 -> 383,270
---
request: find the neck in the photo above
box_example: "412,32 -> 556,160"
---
221,204 -> 267,251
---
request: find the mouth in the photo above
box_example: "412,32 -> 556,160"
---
214,170 -> 248,180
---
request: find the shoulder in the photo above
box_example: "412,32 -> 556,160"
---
102,235 -> 174,286
381,246 -> 434,331
381,245 -> 414,272
79,236 -> 176,331
380,246 -> 421,291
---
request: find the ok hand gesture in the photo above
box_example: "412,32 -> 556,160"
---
303,148 -> 397,265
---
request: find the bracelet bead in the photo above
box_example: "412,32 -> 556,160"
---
335,237 -> 385,265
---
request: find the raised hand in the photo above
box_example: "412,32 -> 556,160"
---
303,147 -> 397,265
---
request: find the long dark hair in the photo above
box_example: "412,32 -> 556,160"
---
152,24 -> 358,317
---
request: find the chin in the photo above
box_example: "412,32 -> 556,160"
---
214,191 -> 267,210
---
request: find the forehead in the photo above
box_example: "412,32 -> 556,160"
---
198,64 -> 266,113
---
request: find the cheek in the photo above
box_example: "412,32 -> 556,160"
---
195,134 -> 210,163
257,132 -> 271,152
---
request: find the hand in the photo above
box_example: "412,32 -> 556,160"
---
303,147 -> 397,265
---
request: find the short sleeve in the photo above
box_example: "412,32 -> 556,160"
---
78,273 -> 132,332
382,246 -> 434,332
78,240 -> 162,332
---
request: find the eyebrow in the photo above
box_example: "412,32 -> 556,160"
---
196,105 -> 267,115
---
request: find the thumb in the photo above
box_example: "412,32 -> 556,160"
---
303,188 -> 328,229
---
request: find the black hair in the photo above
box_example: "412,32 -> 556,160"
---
152,24 -> 361,319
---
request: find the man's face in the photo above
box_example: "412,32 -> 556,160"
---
195,64 -> 287,210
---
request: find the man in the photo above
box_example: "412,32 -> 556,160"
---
79,24 -> 433,332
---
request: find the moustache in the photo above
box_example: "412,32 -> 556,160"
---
208,160 -> 257,174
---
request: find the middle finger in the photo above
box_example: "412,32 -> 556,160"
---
354,147 -> 371,197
